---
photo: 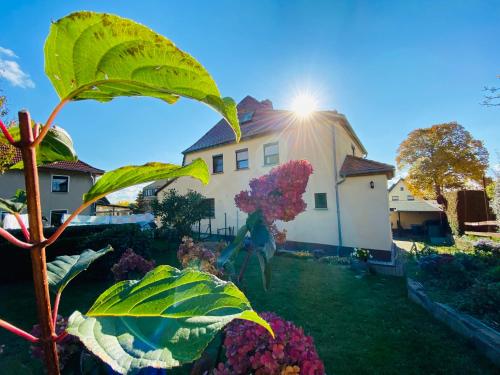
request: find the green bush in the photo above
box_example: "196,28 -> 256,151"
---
443,191 -> 460,235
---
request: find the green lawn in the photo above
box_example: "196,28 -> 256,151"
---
0,240 -> 497,374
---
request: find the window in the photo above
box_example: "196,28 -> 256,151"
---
400,186 -> 404,191
236,149 -> 249,170
407,195 -> 415,201
144,188 -> 156,197
392,196 -> 399,201
314,193 -> 328,209
51,175 -> 69,193
202,198 -> 215,218
264,142 -> 279,165
50,210 -> 68,226
239,111 -> 254,124
212,154 -> 223,173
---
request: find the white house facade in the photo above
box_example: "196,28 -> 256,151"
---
159,96 -> 395,261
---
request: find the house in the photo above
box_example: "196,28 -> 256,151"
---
141,180 -> 168,211
388,178 -> 444,236
158,96 -> 395,261
95,197 -> 133,216
0,147 -> 104,226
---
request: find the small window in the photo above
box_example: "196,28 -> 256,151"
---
392,196 -> 399,201
264,142 -> 279,166
212,154 -> 223,173
50,210 -> 68,226
52,175 -> 69,193
202,198 -> 215,218
407,195 -> 415,201
236,149 -> 249,170
314,193 -> 328,209
400,186 -> 404,191
239,111 -> 254,124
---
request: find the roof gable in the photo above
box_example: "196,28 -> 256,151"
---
183,96 -> 367,155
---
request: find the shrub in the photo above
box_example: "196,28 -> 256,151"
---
152,189 -> 211,241
351,248 -> 371,262
473,239 -> 500,257
111,248 -> 155,281
418,254 -> 455,275
215,312 -> 324,375
177,236 -> 220,276
458,281 -> 500,324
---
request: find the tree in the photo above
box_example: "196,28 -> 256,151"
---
396,122 -> 489,200
135,191 -> 147,213
0,93 -> 15,173
482,76 -> 500,107
152,189 -> 211,240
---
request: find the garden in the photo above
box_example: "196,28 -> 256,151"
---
407,237 -> 500,331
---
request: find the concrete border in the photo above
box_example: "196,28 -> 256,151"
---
407,278 -> 500,367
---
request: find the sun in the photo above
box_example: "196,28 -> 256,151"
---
291,93 -> 318,118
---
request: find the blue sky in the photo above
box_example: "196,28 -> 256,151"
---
1,0 -> 499,200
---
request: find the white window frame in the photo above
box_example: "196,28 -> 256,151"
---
50,209 -> 68,226
235,148 -> 249,170
263,142 -> 279,166
51,174 -> 70,193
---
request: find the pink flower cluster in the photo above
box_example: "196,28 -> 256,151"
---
177,236 -> 221,276
234,160 -> 313,243
111,248 -> 155,281
215,312 -> 325,375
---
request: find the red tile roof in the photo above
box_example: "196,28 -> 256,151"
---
340,155 -> 394,178
183,95 -> 367,155
1,145 -> 104,175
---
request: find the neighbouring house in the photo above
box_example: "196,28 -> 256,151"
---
0,147 -> 104,226
389,178 -> 445,237
95,197 -> 133,216
141,180 -> 168,212
157,96 -> 396,262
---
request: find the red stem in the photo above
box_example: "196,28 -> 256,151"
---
0,119 -> 16,145
33,99 -> 69,148
52,292 -> 61,327
0,318 -> 39,343
55,331 -> 68,343
14,213 -> 30,241
0,227 -> 32,248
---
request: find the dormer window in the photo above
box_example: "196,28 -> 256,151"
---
239,111 -> 254,124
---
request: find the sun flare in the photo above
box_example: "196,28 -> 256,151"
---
291,93 -> 318,118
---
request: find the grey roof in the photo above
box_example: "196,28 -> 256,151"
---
390,200 -> 443,212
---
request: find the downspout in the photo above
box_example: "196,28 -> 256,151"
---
332,127 -> 344,254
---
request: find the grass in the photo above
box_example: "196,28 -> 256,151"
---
0,239 -> 497,374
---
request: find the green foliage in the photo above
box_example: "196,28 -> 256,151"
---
0,189 -> 27,214
67,265 -> 272,374
443,191 -> 460,235
153,189 -> 211,240
47,246 -> 113,295
84,159 -> 209,203
1,126 -> 77,170
45,11 -> 240,141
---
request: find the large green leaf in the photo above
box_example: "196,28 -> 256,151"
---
1,126 -> 77,169
83,158 -> 209,203
0,189 -> 26,214
47,246 -> 113,295
67,266 -> 272,374
45,11 -> 240,141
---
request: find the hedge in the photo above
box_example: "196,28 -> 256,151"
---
0,224 -> 153,282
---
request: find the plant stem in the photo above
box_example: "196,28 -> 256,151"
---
238,245 -> 254,283
52,292 -> 61,327
19,110 -> 60,375
0,118 -> 16,145
14,212 -> 30,241
33,99 -> 69,148
0,318 -> 39,343
0,227 -> 32,248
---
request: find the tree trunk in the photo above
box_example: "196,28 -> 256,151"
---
19,110 -> 60,375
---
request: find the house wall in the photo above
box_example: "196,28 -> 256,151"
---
160,118 -> 394,254
389,179 -> 414,201
0,169 -> 95,224
339,174 -> 393,251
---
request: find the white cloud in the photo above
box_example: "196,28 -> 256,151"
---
107,183 -> 148,204
0,46 -> 35,88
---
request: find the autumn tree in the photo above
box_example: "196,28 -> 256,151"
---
0,92 -> 15,173
396,122 -> 489,200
